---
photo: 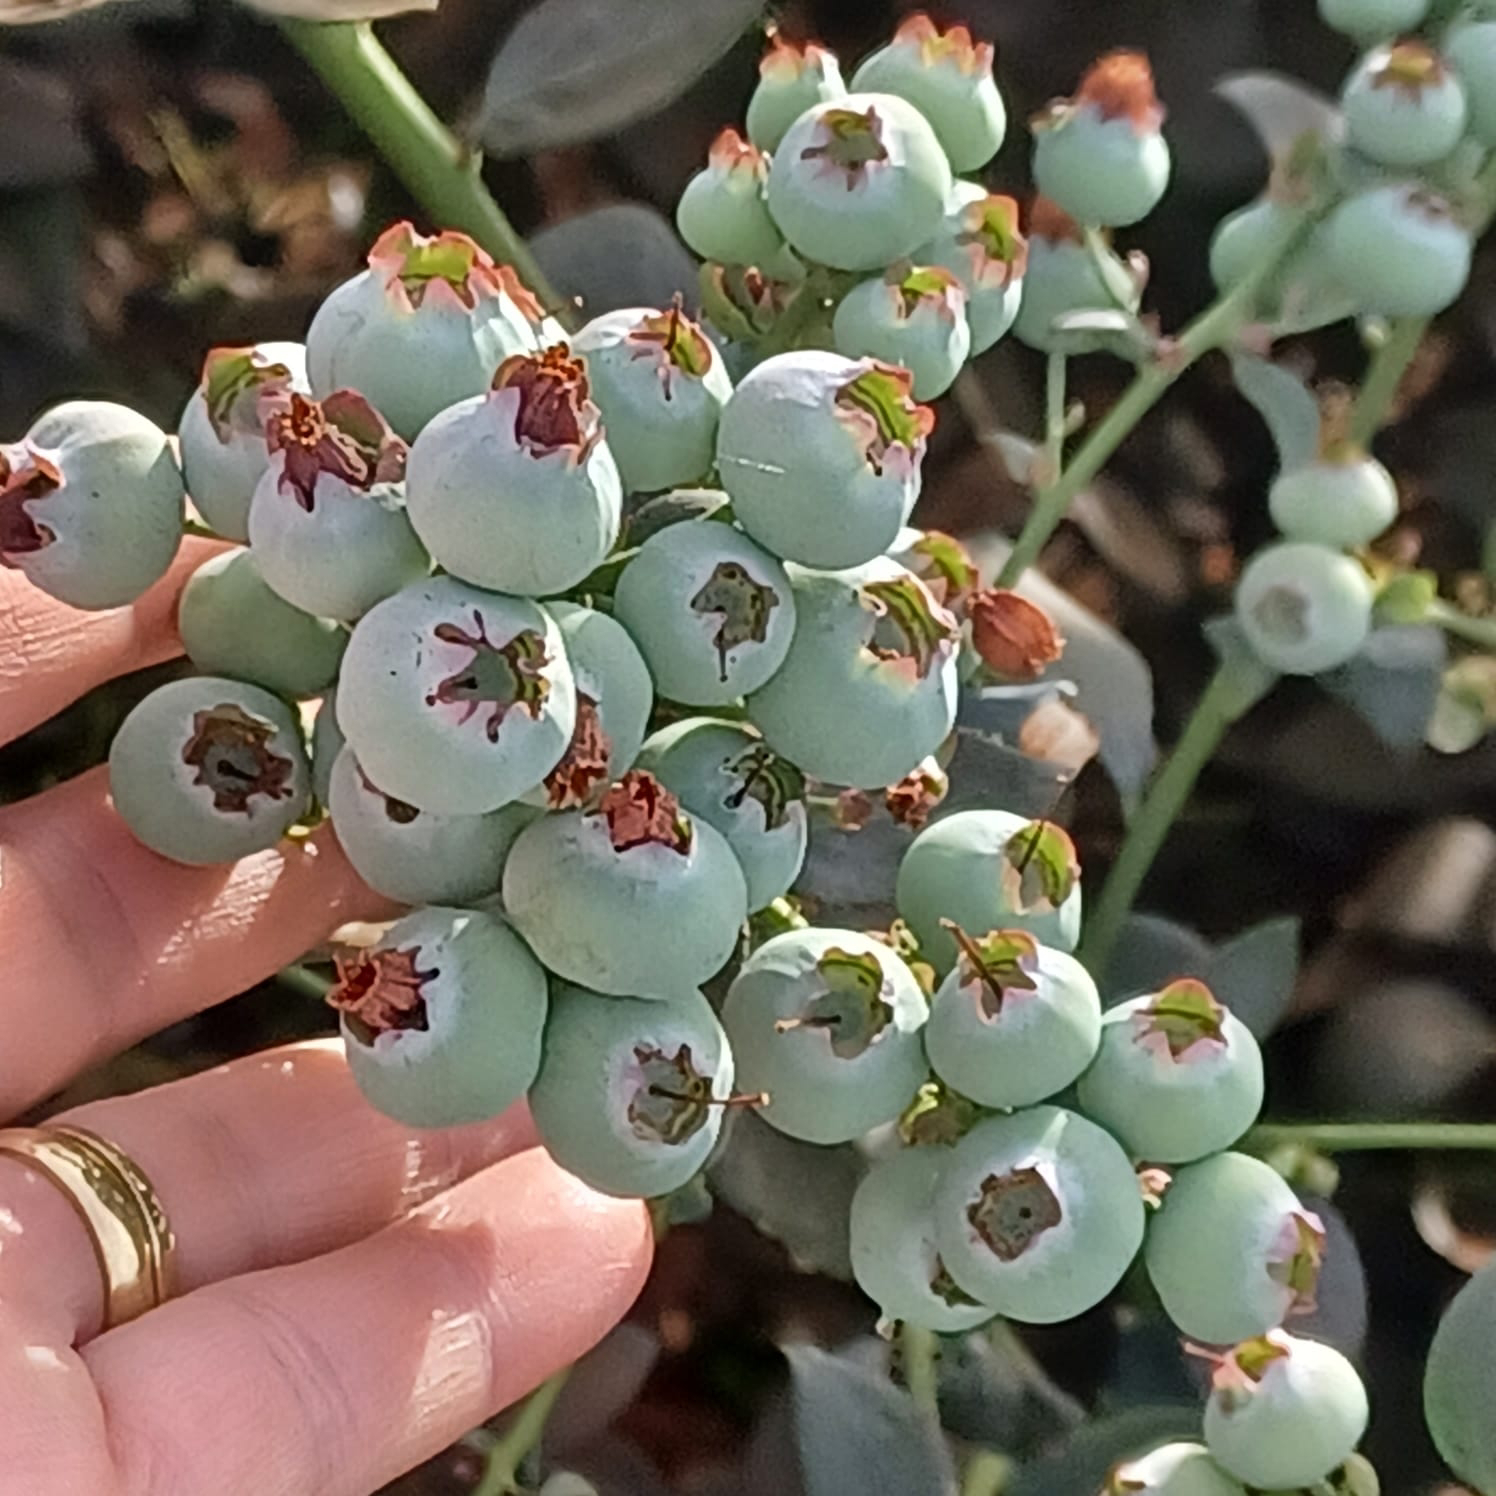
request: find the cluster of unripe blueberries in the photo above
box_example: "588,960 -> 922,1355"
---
0,8 -> 1437,1490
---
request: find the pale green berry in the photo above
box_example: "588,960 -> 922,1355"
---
746,37 -> 847,153
1013,198 -> 1139,353
1203,1332 -> 1369,1490
1341,41 -> 1467,168
895,809 -> 1083,973
676,129 -> 784,267
1104,1443 -> 1248,1496
849,1147 -> 994,1333
1268,454 -> 1397,549
1322,184 -> 1472,319
832,265 -> 971,399
109,676 -> 311,865
915,183 -> 1027,354
721,926 -> 928,1144
1145,1152 -> 1326,1346
1446,21 -> 1496,147
1209,198 -> 1302,294
1318,0 -> 1429,37
767,93 -> 953,272
1235,541 -> 1375,676
933,1105 -> 1145,1322
178,548 -> 345,699
329,905 -> 547,1129
1076,982 -> 1265,1163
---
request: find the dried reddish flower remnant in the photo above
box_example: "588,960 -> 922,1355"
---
970,588 -> 1064,679
894,12 -> 995,74
690,561 -> 781,682
544,694 -> 612,809
493,344 -> 601,461
1028,195 -> 1086,245
425,613 -> 551,743
0,441 -> 62,560
327,945 -> 436,1042
1074,50 -> 1165,132
969,1166 -> 1063,1260
597,770 -> 692,854
181,703 -> 296,814
368,220 -> 545,322
886,758 -> 949,830
266,390 -> 406,511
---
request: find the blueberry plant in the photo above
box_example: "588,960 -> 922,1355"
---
6,2 -> 1496,1494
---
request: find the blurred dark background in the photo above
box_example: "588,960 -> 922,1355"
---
2,2 -> 1494,1492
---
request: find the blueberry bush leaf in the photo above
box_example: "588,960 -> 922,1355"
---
1322,624 -> 1449,750
1006,1405 -> 1199,1496
1214,71 -> 1344,159
1229,352 -> 1321,472
1426,1257 -> 1496,1495
1204,915 -> 1300,1039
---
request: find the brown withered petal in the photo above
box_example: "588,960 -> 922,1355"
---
970,588 -> 1065,680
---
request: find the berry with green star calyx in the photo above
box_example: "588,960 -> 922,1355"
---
721,926 -> 929,1144
1076,981 -> 1265,1163
850,13 -> 1006,172
924,926 -> 1102,1109
916,184 -> 1028,354
529,983 -> 737,1199
109,676 -> 311,865
747,557 -> 959,789
1446,20 -> 1496,147
336,575 -> 576,814
1268,450 -> 1398,549
832,264 -> 971,399
503,770 -> 748,996
2,401 -> 184,611
849,1146 -> 994,1333
766,93 -> 953,272
1145,1151 -> 1326,1346
329,905 -> 547,1130
635,717 -> 807,911
246,389 -> 428,622
613,519 -> 795,707
1103,1442 -> 1247,1496
745,35 -> 847,153
177,341 -> 308,541
895,809 -> 1083,972
1341,40 -> 1467,168
404,343 -> 621,597
571,304 -> 734,495
933,1104 -> 1146,1322
717,352 -> 933,568
1031,52 -> 1171,229
1203,1332 -> 1370,1490
1235,541 -> 1375,676
1013,197 -> 1141,353
1322,184 -> 1472,319
676,129 -> 784,268
305,221 -> 552,439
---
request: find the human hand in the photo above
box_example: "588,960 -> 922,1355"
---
0,539 -> 653,1496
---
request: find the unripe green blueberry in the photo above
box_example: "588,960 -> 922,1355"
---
886,524 -> 979,613
766,93 -> 953,272
915,184 -> 1027,354
328,905 -> 547,1129
530,982 -> 735,1198
310,686 -> 343,807
328,747 -> 533,906
747,558 -> 959,788
933,1105 -> 1145,1322
1446,21 -> 1496,147
247,390 -> 428,622
2,401 -> 184,610
1317,0 -> 1428,38
1208,197 -> 1301,294
1341,41 -> 1467,168
850,14 -> 1006,172
571,306 -> 733,495
925,928 -> 1101,1108
1268,453 -> 1397,549
178,548 -> 345,699
1235,541 -> 1375,676
504,770 -> 747,996
717,352 -> 932,568
895,810 -> 1083,973
404,344 -> 621,596
747,36 -> 848,151
337,576 -> 576,814
1032,53 -> 1171,229
849,1147 -> 994,1332
306,222 -> 552,439
1076,981 -> 1265,1163
1104,1442 -> 1248,1496
832,265 -> 971,399
1145,1152 -> 1326,1345
538,1475 -> 599,1496
109,676 -> 311,865
1322,184 -> 1472,319
613,520 -> 796,706
635,717 -> 807,911
1203,1332 -> 1369,1490
177,341 -> 308,541
1013,198 -> 1139,353
676,129 -> 784,267
721,926 -> 928,1144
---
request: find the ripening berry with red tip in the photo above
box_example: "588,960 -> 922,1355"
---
850,13 -> 1006,171
745,35 -> 847,152
1341,40 -> 1467,167
676,129 -> 785,269
404,343 -> 622,596
1076,980 -> 1265,1162
305,222 -> 555,439
1031,52 -> 1171,228
916,184 -> 1028,354
1012,196 -> 1140,352
832,264 -> 971,399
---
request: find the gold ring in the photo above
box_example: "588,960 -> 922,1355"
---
0,1124 -> 177,1330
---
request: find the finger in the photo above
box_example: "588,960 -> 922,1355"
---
83,1149 -> 653,1496
0,767 -> 392,1119
0,1039 -> 538,1341
0,537 -> 223,748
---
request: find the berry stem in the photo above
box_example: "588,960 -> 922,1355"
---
277,21 -> 565,323
900,1322 -> 941,1419
1427,598 -> 1496,652
472,1366 -> 572,1496
1042,351 -> 1067,483
276,961 -> 331,1001
960,1448 -> 1013,1496
1347,315 -> 1426,449
182,517 -> 223,541
1248,1121 -> 1496,1153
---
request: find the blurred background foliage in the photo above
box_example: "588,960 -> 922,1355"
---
2,2 -> 1495,1492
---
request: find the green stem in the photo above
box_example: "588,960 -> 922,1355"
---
901,1323 -> 940,1419
1248,1121 -> 1496,1154
277,21 -> 563,318
1043,351 -> 1067,481
1348,315 -> 1426,448
182,517 -> 223,541
1428,599 -> 1496,652
472,1367 -> 572,1496
276,961 -> 331,1001
961,1449 -> 1013,1496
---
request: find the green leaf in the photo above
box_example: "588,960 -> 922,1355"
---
1205,916 -> 1300,1039
1322,624 -> 1448,751
1426,1258 -> 1496,1494
1006,1405 -> 1199,1496
529,203 -> 698,317
1229,353 -> 1320,472
1214,71 -> 1343,162
1099,914 -> 1213,1007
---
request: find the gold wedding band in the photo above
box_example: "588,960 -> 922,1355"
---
0,1124 -> 177,1330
